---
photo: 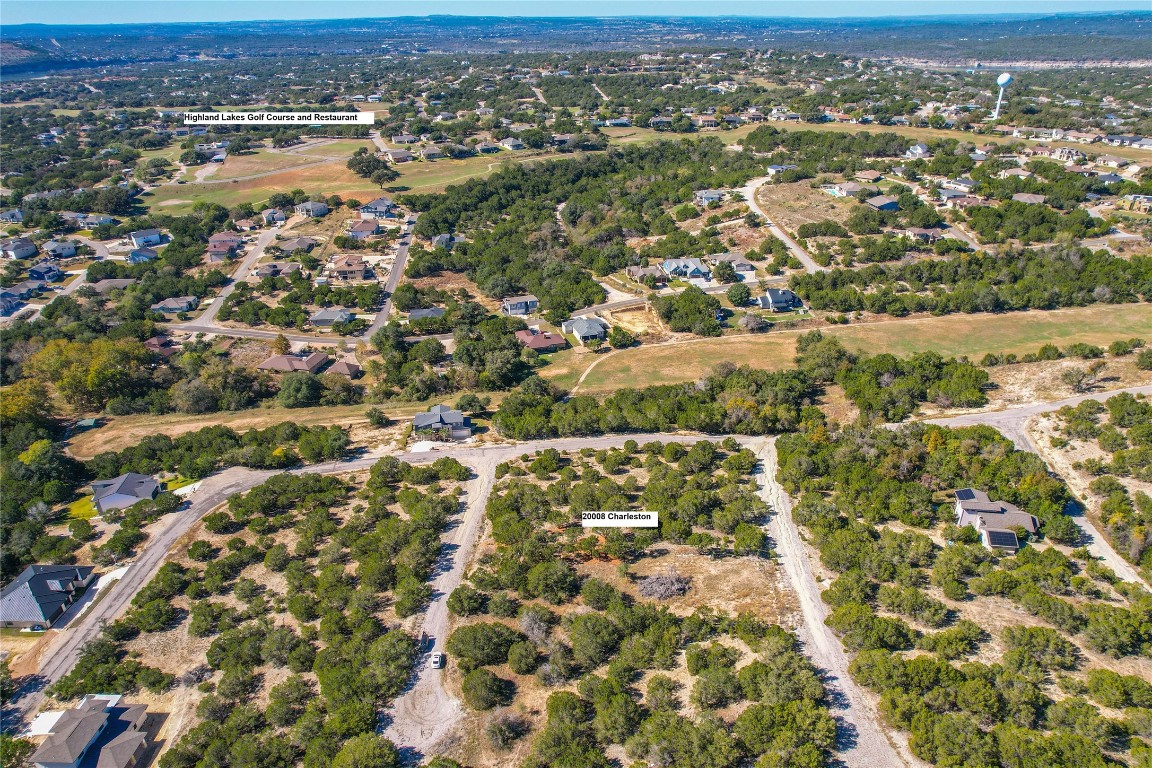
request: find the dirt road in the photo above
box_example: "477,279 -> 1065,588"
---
756,438 -> 926,768
383,455 -> 497,758
737,176 -> 826,274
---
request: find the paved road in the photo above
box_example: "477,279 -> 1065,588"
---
360,216 -> 417,340
171,226 -> 284,338
757,439 -> 925,768
737,176 -> 826,274
924,384 -> 1152,586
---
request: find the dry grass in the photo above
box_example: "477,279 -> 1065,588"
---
757,181 -> 856,234
212,150 -> 325,181
566,304 -> 1152,394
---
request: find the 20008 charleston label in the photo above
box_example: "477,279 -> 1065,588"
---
581,511 -> 658,528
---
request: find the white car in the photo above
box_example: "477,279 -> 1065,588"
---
429,653 -> 446,669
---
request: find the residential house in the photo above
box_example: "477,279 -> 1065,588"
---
420,146 -> 444,160
28,261 -> 62,282
948,196 -> 988,211
392,134 -> 418,144
693,189 -> 725,206
551,133 -> 575,147
501,294 -> 539,316
605,117 -> 632,127
1096,155 -> 1130,169
41,240 -> 77,259
649,116 -> 674,129
386,149 -> 414,163
661,258 -> 710,279
765,164 -> 798,177
944,178 -> 979,194
330,254 -> 369,280
905,227 -> 942,243
208,231 -> 243,251
625,265 -> 667,285
359,197 -> 395,219
30,695 -> 150,768
828,182 -> 875,197
91,472 -> 160,513
144,335 -> 180,359
0,209 -> 24,224
310,308 -> 354,327
515,329 -> 567,352
475,142 -> 501,153
407,307 -> 446,322
431,233 -> 458,250
294,201 -> 329,218
0,564 -> 95,629
92,278 -> 137,294
253,262 -> 300,279
692,115 -> 719,128
234,218 -> 258,231
128,229 -> 162,248
329,359 -> 362,378
905,143 -> 931,159
257,352 -> 330,374
865,195 -> 900,211
500,137 -> 525,150
954,488 -> 1038,553
7,280 -> 46,299
561,317 -> 609,346
1,237 -> 38,260
277,237 -> 317,255
0,290 -> 21,315
346,220 -> 380,241
1011,193 -> 1047,205
998,168 -> 1033,179
757,288 -> 802,312
262,208 -> 287,225
1095,173 -> 1125,185
708,253 -> 755,272
128,248 -> 158,264
855,170 -> 884,183
413,404 -> 472,440
149,296 -> 199,314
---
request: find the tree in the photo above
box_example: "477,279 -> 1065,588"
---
607,327 -> 636,349
462,668 -> 513,710
331,734 -> 399,768
1061,361 -> 1105,393
272,334 -> 291,356
713,261 -> 738,284
277,373 -> 323,408
726,283 -> 751,306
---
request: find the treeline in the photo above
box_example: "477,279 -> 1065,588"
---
493,331 -> 989,439
791,246 -> 1152,316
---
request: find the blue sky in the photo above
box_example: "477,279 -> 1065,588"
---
3,0 -> 1148,25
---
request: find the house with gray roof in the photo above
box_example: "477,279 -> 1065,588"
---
150,296 -> 199,314
693,189 -> 725,206
0,564 -> 95,628
257,352 -> 330,374
501,295 -> 539,316
413,404 -> 472,440
128,247 -> 158,264
295,201 -> 329,218
359,197 -> 396,220
625,265 -> 667,285
407,307 -> 446,322
30,694 -> 150,768
28,261 -> 63,282
708,252 -> 755,272
1,237 -> 38,260
128,229 -> 162,248
92,278 -> 137,294
92,473 -> 159,514
562,317 -> 609,345
42,240 -> 77,259
311,307 -> 354,327
661,258 -> 710,279
954,488 -> 1038,553
757,288 -> 802,312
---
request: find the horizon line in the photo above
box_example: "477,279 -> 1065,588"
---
4,8 -> 1150,29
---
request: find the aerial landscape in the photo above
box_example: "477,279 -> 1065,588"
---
1,1 -> 1152,767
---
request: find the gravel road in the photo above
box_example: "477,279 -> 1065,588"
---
756,438 -> 926,768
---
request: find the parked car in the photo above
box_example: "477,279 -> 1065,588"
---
430,653 -> 446,669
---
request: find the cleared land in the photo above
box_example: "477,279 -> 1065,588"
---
211,149 -> 328,180
141,160 -> 381,214
294,138 -> 374,156
564,303 -> 1152,394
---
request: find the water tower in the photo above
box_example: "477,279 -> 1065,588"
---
991,72 -> 1013,120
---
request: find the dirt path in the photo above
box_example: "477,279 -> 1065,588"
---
737,176 -> 826,274
382,455 -> 494,759
592,83 -> 610,102
756,438 -> 926,768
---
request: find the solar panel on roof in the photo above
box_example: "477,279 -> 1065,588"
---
956,488 -> 976,501
987,531 -> 1019,549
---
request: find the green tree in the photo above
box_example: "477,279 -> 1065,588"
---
331,734 -> 399,768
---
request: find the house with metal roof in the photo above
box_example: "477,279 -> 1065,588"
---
91,472 -> 159,513
953,488 -> 1039,553
413,404 -> 472,440
0,565 -> 95,628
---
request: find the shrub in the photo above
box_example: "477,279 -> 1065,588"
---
462,668 -> 514,710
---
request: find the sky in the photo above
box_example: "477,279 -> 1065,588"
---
3,0 -> 1149,25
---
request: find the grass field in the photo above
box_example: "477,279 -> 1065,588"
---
390,151 -> 551,193
562,304 -> 1152,393
212,150 -> 328,180
295,139 -> 375,157
141,160 -> 381,214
